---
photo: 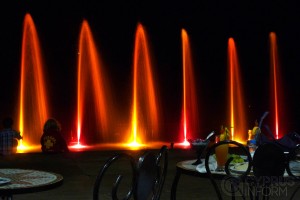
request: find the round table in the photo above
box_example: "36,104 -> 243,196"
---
0,168 -> 63,198
171,159 -> 226,200
171,159 -> 300,200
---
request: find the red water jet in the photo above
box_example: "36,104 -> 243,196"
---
180,29 -> 199,143
269,32 -> 287,139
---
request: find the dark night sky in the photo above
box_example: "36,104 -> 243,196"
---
1,0 -> 300,141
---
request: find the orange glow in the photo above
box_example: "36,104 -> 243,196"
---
18,13 -> 49,147
180,29 -> 199,141
269,32 -> 287,139
14,141 -> 171,153
247,130 -> 252,140
77,20 -> 112,144
125,141 -> 146,150
227,38 -> 247,142
16,142 -> 40,153
233,139 -> 247,145
129,23 -> 159,144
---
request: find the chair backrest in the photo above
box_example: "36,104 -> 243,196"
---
252,142 -> 286,178
135,145 -> 168,200
135,152 -> 157,200
153,145 -> 168,199
252,143 -> 286,199
93,145 -> 168,200
93,153 -> 137,200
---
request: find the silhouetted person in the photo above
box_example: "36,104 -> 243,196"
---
40,118 -> 69,153
0,117 -> 22,156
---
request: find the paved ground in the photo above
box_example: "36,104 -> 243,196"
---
0,147 -> 299,200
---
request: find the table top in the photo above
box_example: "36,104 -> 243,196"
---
177,160 -> 200,172
177,159 -> 225,174
177,159 -> 300,178
0,168 -> 63,195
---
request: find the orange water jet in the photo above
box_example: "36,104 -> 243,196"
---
129,23 -> 159,145
77,20 -> 112,144
227,38 -> 247,143
18,13 -> 49,148
180,29 -> 199,143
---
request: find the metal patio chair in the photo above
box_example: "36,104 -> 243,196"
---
252,142 -> 286,200
93,145 -> 168,200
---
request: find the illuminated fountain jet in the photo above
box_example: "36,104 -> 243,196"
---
269,32 -> 288,139
179,29 -> 200,146
73,21 -> 161,151
18,13 -> 49,151
128,23 -> 160,147
227,38 -> 247,143
75,20 -> 113,148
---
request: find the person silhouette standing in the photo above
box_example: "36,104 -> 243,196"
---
0,117 -> 23,156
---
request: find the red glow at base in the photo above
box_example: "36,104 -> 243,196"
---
174,140 -> 191,149
180,140 -> 190,146
68,143 -> 87,149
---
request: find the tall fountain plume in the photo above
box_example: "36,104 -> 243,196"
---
227,38 -> 247,142
76,20 -> 112,145
129,23 -> 159,145
18,13 -> 49,148
180,29 -> 199,143
269,32 -> 287,139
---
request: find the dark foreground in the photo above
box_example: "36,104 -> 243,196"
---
0,148 -> 299,200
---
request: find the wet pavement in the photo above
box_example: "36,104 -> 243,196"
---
0,147 -> 299,199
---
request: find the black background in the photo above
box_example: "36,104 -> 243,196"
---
1,0 -> 300,142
